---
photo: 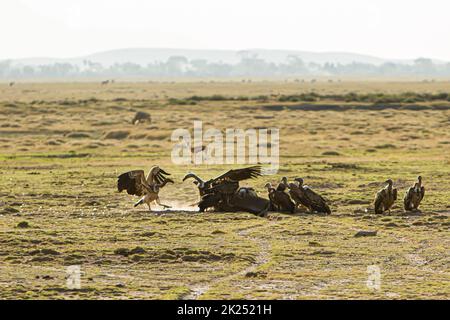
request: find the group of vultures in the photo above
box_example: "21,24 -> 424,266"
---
118,166 -> 425,217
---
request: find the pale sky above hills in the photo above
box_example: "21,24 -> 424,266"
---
1,0 -> 449,61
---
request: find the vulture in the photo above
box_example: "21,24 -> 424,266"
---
264,182 -> 295,213
374,179 -> 397,214
287,182 -> 309,211
264,182 -> 279,211
288,178 -> 331,214
183,166 -> 262,198
117,166 -> 174,211
404,176 -> 425,211
276,177 -> 288,192
183,166 -> 269,215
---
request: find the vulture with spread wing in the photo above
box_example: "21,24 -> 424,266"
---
404,176 -> 425,211
183,166 -> 270,215
288,178 -> 331,214
374,179 -> 397,214
117,166 -> 174,210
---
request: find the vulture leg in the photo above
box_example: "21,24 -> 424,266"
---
134,198 -> 144,207
156,197 -> 171,209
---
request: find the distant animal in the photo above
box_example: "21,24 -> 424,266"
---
264,182 -> 295,213
404,176 -> 425,211
132,111 -> 151,125
101,80 -> 110,85
117,166 -> 174,211
9,82 -> 15,87
374,179 -> 397,214
289,178 -> 331,214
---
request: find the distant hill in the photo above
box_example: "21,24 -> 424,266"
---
8,48 -> 441,67
3,48 -> 448,79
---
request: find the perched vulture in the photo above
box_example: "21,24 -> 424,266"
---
276,177 -> 288,192
290,178 -> 331,214
287,182 -> 310,211
404,176 -> 425,211
374,179 -> 397,214
117,166 -> 174,210
264,182 -> 295,213
264,183 -> 278,211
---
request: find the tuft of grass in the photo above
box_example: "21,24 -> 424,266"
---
17,221 -> 30,228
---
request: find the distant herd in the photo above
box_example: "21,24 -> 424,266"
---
117,166 -> 425,217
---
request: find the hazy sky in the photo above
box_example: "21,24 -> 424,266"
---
1,0 -> 449,60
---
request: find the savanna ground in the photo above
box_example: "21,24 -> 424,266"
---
0,80 -> 449,300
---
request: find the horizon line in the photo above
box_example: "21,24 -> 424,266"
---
1,47 -> 448,64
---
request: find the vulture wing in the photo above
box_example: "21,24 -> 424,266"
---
212,166 -> 262,183
117,170 -> 149,196
304,187 -> 331,214
404,187 -> 414,210
156,170 -> 171,185
289,185 -> 310,209
274,191 -> 295,213
374,189 -> 386,214
419,187 -> 425,202
147,166 -> 172,185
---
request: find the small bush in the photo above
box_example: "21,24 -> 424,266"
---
104,131 -> 130,140
17,221 -> 30,228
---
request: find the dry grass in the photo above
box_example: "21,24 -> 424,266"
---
0,81 -> 449,299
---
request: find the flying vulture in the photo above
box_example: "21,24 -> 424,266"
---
117,166 -> 174,211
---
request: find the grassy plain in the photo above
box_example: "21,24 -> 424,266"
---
0,80 -> 449,299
